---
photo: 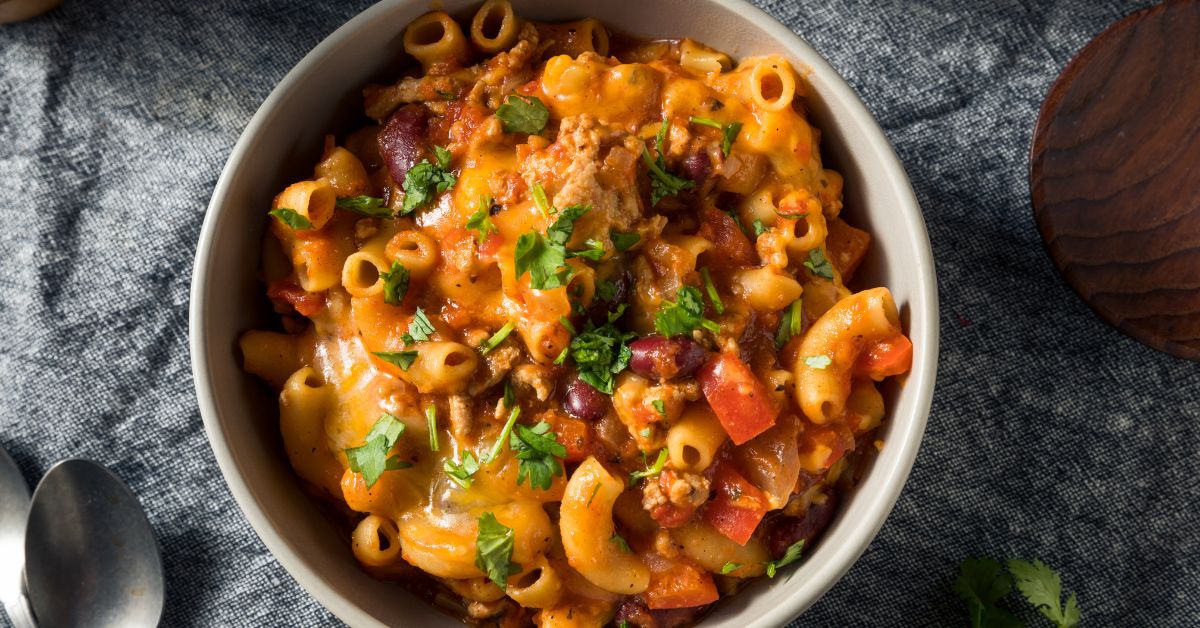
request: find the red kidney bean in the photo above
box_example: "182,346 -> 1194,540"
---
563,375 -> 607,421
766,492 -> 839,559
628,335 -> 708,381
378,105 -> 427,182
681,150 -> 711,185
651,607 -> 712,628
613,597 -> 654,628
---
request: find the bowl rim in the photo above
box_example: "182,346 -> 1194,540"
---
189,0 -> 939,625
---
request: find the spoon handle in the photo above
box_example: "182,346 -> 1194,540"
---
2,588 -> 38,628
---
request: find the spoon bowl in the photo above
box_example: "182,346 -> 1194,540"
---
25,459 -> 164,628
0,447 -> 35,628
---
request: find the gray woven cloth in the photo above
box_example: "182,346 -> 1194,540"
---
1,0 -> 1196,626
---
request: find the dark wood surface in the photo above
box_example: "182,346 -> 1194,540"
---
1030,0 -> 1200,361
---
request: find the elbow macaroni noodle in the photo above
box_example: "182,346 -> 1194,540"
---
239,4 -> 913,624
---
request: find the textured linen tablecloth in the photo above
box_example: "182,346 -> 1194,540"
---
1,0 -> 1197,625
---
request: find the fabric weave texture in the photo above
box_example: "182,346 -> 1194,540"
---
1,0 -> 1196,626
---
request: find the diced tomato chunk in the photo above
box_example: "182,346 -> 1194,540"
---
854,334 -> 913,380
643,558 -> 719,610
825,217 -> 872,282
697,353 -> 778,444
697,207 -> 756,267
649,503 -> 693,529
478,232 -> 504,259
701,458 -> 769,545
798,423 -> 856,471
549,414 -> 590,462
266,279 -> 324,316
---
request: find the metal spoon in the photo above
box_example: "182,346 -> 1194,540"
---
25,459 -> 164,628
0,447 -> 36,628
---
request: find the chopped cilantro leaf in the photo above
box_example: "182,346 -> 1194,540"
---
568,238 -> 606,261
503,380 -> 516,409
803,355 -> 832,370
344,414 -> 410,487
496,94 -> 549,135
611,231 -> 641,252
487,406 -> 521,464
426,404 -> 439,452
480,321 -> 516,355
565,304 -> 636,395
268,208 -> 312,230
720,562 -> 743,575
336,195 -> 392,218
804,247 -> 835,280
700,267 -> 724,315
443,451 -> 480,489
530,181 -> 551,218
400,146 -> 457,214
514,204 -> 590,290
466,195 -> 498,243
595,279 -> 618,302
655,285 -> 720,337
775,300 -> 803,348
511,421 -> 566,490
766,539 -> 805,578
688,116 -> 742,156
642,118 -> 694,205
373,350 -> 418,371
475,512 -> 522,589
629,449 -> 668,484
559,316 -> 577,336
587,482 -> 602,507
1007,559 -> 1080,628
651,399 -> 666,418
380,261 -> 410,306
403,307 -> 436,344
642,145 -> 694,205
954,558 -> 1023,628
610,533 -> 632,554
753,219 -> 768,236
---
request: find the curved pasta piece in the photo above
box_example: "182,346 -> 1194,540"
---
845,379 -> 885,433
730,265 -> 803,311
470,0 -> 520,53
314,144 -> 369,197
506,555 -> 563,609
535,18 -> 609,58
679,38 -> 731,74
351,514 -> 403,567
398,341 -> 479,394
279,368 -> 343,498
399,501 -> 553,581
239,330 -> 303,389
793,287 -> 907,424
559,457 -> 650,594
273,179 -> 335,231
403,11 -> 469,71
443,578 -> 506,603
386,229 -> 439,280
666,405 -> 727,473
341,250 -> 389,298
748,58 -> 796,112
673,521 -> 768,578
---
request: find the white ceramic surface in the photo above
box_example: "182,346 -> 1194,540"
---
189,1 -> 940,626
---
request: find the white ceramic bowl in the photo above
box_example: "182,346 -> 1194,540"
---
190,1 -> 939,625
